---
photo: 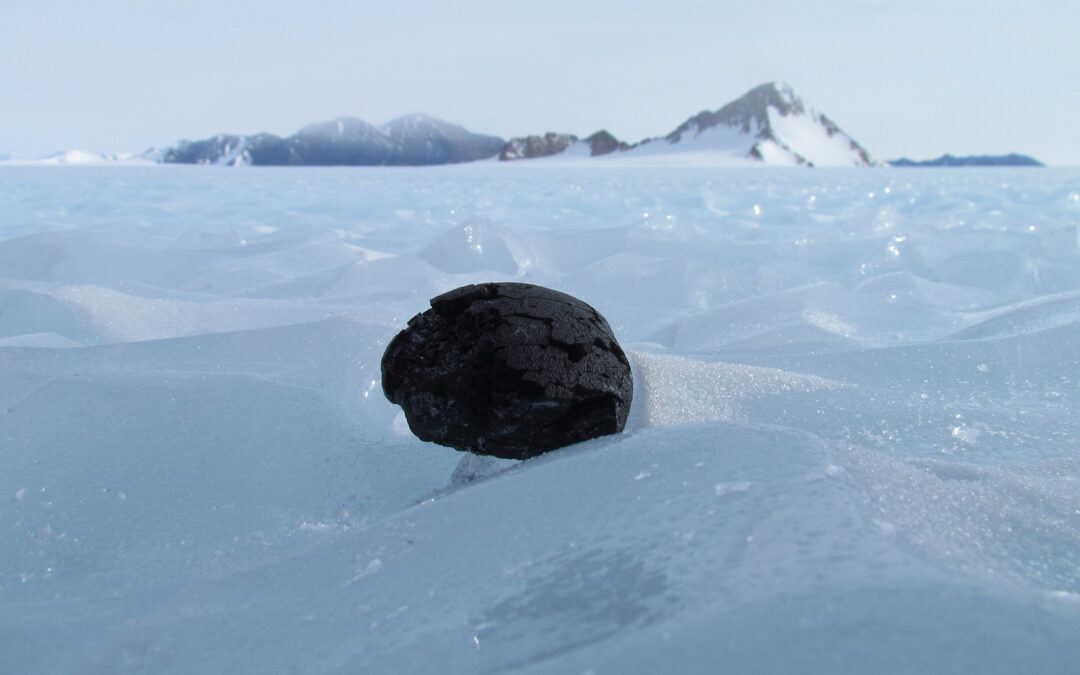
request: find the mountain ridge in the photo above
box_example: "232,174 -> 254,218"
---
887,153 -> 1043,167
154,113 -> 505,167
11,83 -> 1044,168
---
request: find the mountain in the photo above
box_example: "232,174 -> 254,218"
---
498,82 -> 875,167
381,113 -> 505,165
887,153 -> 1043,167
155,134 -> 264,165
154,114 -> 505,166
653,81 -> 875,166
284,118 -> 393,165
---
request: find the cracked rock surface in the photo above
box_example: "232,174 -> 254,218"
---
382,282 -> 633,460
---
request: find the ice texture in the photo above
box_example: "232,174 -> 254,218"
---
1,165 -> 1079,673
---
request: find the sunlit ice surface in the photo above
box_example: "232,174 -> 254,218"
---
2,164 -> 1079,673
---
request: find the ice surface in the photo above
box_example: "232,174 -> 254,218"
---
2,165 -> 1079,673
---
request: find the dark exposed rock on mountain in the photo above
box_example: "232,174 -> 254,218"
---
888,153 -> 1044,167
499,132 -> 578,160
156,114 -> 505,166
498,130 -> 631,160
666,83 -> 796,142
381,282 -> 633,461
584,130 -> 630,156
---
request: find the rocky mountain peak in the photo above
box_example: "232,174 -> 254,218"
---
583,130 -> 629,156
667,81 -> 804,143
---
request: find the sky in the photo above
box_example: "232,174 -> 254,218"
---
2,0 -> 1078,165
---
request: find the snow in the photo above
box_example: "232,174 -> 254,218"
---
2,164 -> 1080,673
616,126 -> 769,167
1,150 -> 157,166
768,109 -> 865,167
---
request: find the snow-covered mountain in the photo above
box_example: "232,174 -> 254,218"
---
501,82 -> 876,167
380,113 -> 507,165
154,114 -> 505,166
651,81 -> 875,166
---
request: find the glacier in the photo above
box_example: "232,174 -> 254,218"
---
1,164 -> 1079,673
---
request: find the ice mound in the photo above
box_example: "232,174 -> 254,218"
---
419,218 -> 534,275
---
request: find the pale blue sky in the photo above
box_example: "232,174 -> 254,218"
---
3,0 -> 1078,164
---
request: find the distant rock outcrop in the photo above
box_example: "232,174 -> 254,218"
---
887,153 -> 1044,167
155,114 -> 505,167
499,132 -> 579,160
498,129 -> 632,161
584,130 -> 629,156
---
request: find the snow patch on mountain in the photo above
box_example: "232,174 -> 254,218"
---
766,103 -> 873,166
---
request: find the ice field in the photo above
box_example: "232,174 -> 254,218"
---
2,164 -> 1080,672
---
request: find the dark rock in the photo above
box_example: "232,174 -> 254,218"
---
381,282 -> 633,460
583,130 -> 630,156
499,132 -> 579,161
497,130 -> 631,160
